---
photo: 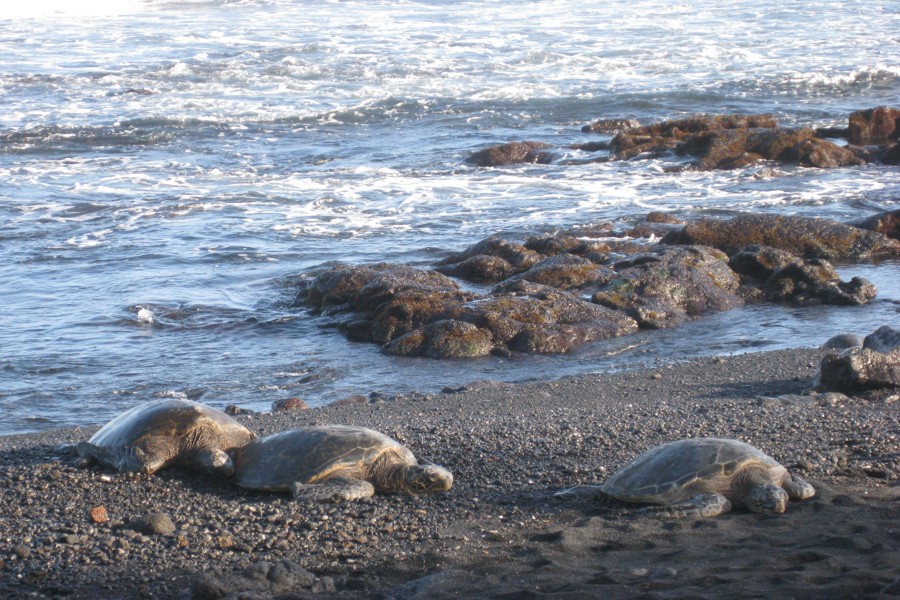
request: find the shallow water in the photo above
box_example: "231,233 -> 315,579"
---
1,0 -> 898,434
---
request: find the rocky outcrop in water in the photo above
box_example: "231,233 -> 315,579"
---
470,108 -> 900,171
728,245 -> 878,306
466,141 -> 555,167
300,213 -> 886,358
591,245 -> 743,329
662,213 -> 900,260
854,209 -> 900,240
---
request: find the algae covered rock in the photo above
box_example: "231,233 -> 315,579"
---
664,214 -> 900,260
590,245 -> 743,329
467,141 -> 554,167
385,320 -> 494,358
729,245 -> 877,306
436,235 -> 542,284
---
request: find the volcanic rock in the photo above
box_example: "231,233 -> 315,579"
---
467,141 -> 555,167
664,213 -> 900,260
590,245 -> 743,329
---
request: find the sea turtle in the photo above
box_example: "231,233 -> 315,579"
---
75,399 -> 254,476
233,425 -> 454,502
556,437 -> 815,517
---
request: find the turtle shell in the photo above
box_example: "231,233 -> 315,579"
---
233,425 -> 416,491
88,399 -> 246,448
600,438 -> 786,505
81,399 -> 253,474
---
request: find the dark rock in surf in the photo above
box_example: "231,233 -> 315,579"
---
854,209 -> 900,240
436,236 -> 543,284
663,214 -> 900,260
385,319 -> 494,358
728,245 -> 877,306
590,245 -> 743,329
678,127 -> 864,170
581,118 -> 641,133
457,281 -> 639,353
848,106 -> 900,145
303,263 -> 476,344
493,253 -> 616,292
467,141 -> 555,167
609,114 -> 778,161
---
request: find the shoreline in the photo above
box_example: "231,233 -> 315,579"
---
1,347 -> 898,599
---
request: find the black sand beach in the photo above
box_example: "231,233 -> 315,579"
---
1,348 -> 898,599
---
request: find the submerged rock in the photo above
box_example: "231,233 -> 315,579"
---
590,245 -> 743,329
467,141 -> 555,167
664,214 -> 900,260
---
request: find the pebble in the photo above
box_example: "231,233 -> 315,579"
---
128,512 -> 176,536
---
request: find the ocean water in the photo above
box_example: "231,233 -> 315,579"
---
1,0 -> 898,435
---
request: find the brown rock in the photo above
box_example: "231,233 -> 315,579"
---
854,209 -> 900,240
665,214 -> 900,260
385,319 -> 494,358
848,106 -> 900,145
436,236 -> 542,284
581,118 -> 640,133
467,141 -> 554,167
90,505 -> 109,524
271,397 -> 308,412
815,347 -> 900,392
591,245 -> 743,329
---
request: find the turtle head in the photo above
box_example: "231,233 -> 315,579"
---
748,483 -> 788,514
402,462 -> 454,495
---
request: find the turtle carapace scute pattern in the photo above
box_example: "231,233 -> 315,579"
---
556,437 -> 815,517
233,425 -> 453,502
75,399 -> 254,476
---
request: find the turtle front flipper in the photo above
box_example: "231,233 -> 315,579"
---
554,485 -> 606,501
782,473 -> 816,500
638,493 -> 733,518
191,448 -> 236,478
290,477 -> 376,503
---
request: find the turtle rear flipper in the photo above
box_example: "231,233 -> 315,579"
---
638,493 -> 732,518
75,442 -> 150,473
290,477 -> 375,503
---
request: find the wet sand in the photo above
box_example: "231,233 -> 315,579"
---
1,348 -> 898,599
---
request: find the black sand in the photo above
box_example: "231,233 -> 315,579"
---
1,348 -> 898,599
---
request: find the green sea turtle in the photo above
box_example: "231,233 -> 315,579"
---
233,425 -> 454,502
556,437 -> 815,517
76,399 -> 254,476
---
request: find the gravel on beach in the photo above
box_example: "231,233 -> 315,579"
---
1,348 -> 898,599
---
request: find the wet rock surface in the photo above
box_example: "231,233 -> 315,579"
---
664,213 -> 900,260
1,349 -> 898,599
590,245 -> 743,329
301,213 -> 885,358
469,108 -> 900,171
466,141 -> 555,167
